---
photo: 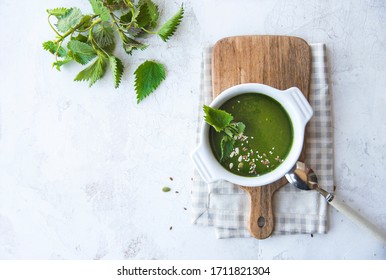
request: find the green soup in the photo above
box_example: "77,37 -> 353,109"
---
209,93 -> 293,177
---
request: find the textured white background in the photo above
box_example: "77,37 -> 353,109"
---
0,0 -> 385,259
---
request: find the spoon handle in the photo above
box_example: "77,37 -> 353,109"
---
329,196 -> 386,245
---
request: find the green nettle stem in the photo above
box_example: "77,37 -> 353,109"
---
54,15 -> 101,44
54,40 -> 64,61
48,15 -> 62,38
89,28 -> 109,58
109,12 -> 124,32
141,27 -> 157,35
124,0 -> 135,10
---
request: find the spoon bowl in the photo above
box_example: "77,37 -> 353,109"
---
286,162 -> 332,199
285,163 -> 309,191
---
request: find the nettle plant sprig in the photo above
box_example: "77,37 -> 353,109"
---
203,105 -> 246,161
43,0 -> 184,103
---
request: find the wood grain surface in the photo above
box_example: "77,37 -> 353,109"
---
211,35 -> 311,239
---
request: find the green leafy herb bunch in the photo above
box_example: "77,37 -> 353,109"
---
43,0 -> 184,103
203,105 -> 246,161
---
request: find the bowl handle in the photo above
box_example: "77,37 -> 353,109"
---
190,145 -> 220,183
287,87 -> 313,125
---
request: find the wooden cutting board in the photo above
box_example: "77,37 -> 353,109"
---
211,35 -> 311,239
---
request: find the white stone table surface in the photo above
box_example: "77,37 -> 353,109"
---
0,0 -> 385,259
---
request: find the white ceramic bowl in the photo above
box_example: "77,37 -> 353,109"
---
191,83 -> 313,187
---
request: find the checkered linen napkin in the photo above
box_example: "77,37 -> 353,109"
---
191,43 -> 334,238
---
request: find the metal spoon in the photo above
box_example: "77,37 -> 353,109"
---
286,161 -> 386,245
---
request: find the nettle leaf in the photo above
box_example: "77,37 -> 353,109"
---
67,40 -> 97,65
127,27 -> 142,37
224,127 -> 233,138
119,32 -> 147,55
235,122 -> 246,135
136,1 -> 159,29
53,56 -> 73,71
157,6 -> 184,42
74,56 -> 107,87
89,0 -> 110,21
134,60 -> 166,103
47,7 -> 69,18
105,0 -> 128,11
203,105 -> 234,132
203,106 -> 246,160
139,0 -> 159,25
56,8 -> 83,33
220,136 -> 235,161
77,15 -> 93,32
108,56 -> 124,88
119,11 -> 142,36
120,11 -> 133,24
136,4 -> 152,28
227,122 -> 246,136
42,41 -> 67,57
73,33 -> 88,43
93,22 -> 115,49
